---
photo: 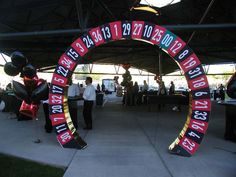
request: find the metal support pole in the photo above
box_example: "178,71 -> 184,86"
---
88,63 -> 93,73
204,65 -> 210,74
164,23 -> 236,31
114,65 -> 120,74
0,53 -> 8,63
75,0 -> 85,29
0,29 -> 86,38
37,65 -> 57,72
158,51 -> 162,81
187,0 -> 216,44
0,22 -> 19,32
1,24 -> 236,39
179,70 -> 183,76
83,0 -> 94,29
138,69 -> 143,75
96,0 -> 116,20
42,70 -> 155,76
166,73 -> 235,76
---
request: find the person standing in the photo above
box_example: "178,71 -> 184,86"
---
96,83 -> 101,93
142,80 -> 149,104
158,81 -> 167,96
133,81 -> 139,105
101,83 -> 105,92
218,84 -> 225,100
42,99 -> 52,133
126,81 -> 133,106
42,82 -> 52,133
83,77 -> 96,130
158,81 -> 167,110
169,81 -> 180,111
142,80 -> 148,93
169,81 -> 175,95
68,78 -> 80,129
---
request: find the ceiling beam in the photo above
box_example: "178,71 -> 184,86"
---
187,0 -> 216,44
96,0 -> 116,20
0,22 -> 19,32
0,0 -> 69,13
75,0 -> 85,29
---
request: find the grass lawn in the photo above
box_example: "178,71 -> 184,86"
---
0,153 -> 65,177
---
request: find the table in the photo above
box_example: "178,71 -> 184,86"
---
147,94 -> 189,105
218,99 -> 236,142
147,94 -> 189,111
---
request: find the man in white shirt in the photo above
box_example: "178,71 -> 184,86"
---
142,80 -> 149,93
83,77 -> 96,130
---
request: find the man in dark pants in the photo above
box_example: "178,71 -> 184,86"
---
42,100 -> 52,133
83,77 -> 96,130
68,78 -> 80,130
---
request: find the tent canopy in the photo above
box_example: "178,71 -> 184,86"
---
0,0 -> 236,74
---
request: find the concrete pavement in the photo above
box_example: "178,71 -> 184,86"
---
0,96 -> 235,177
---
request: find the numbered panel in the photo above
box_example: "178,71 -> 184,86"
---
121,21 -> 132,39
80,34 -> 95,50
51,73 -> 68,87
149,25 -> 166,45
89,27 -> 105,46
49,20 -> 211,156
71,38 -> 88,57
167,37 -> 186,57
159,31 -> 177,50
109,21 -> 122,40
58,54 -> 77,71
141,22 -> 155,41
131,21 -> 145,39
55,65 -> 73,79
100,24 -> 113,42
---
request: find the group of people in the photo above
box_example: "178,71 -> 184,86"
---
123,81 -> 142,106
44,76 -> 96,133
217,84 -> 225,101
122,79 -> 183,111
67,77 -> 96,130
96,83 -> 106,93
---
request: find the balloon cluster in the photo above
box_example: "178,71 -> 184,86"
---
122,63 -> 131,70
154,74 -> 161,84
4,51 -> 49,118
121,64 -> 132,87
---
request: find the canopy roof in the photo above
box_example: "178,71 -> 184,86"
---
0,0 -> 236,74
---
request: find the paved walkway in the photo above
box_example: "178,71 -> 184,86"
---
0,97 -> 235,177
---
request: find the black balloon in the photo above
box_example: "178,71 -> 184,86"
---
4,62 -> 20,76
31,81 -> 49,103
13,80 -> 30,103
226,72 -> 236,99
11,51 -> 28,70
21,64 -> 37,78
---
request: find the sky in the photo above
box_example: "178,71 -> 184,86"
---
0,53 -> 10,64
140,0 -> 181,8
